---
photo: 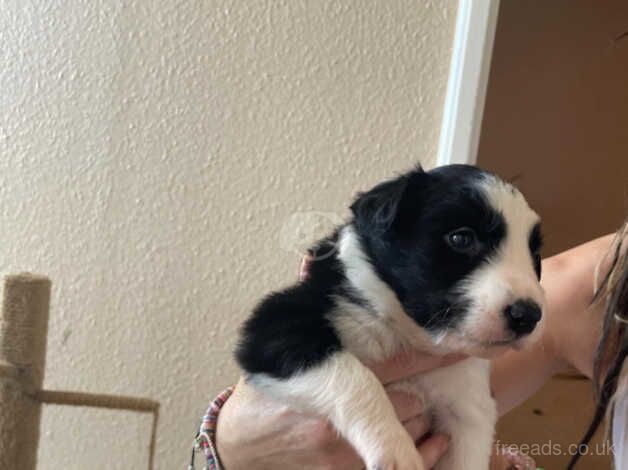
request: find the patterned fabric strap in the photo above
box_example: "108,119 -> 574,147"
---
191,386 -> 235,470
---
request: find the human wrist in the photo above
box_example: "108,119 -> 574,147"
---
214,401 -> 245,470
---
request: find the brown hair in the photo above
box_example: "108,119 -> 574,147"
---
568,224 -> 628,469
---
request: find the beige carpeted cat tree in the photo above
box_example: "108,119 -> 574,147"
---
0,274 -> 159,470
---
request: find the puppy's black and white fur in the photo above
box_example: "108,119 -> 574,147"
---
237,165 -> 544,470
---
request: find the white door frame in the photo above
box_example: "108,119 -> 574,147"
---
436,0 -> 500,167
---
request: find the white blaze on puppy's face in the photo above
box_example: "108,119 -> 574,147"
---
437,177 -> 544,356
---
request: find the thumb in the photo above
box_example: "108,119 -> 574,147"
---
368,350 -> 467,384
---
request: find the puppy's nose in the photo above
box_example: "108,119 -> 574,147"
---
504,299 -> 542,336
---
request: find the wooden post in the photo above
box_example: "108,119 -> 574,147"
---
0,274 -> 51,470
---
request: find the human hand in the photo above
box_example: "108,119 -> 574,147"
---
216,350 -> 464,470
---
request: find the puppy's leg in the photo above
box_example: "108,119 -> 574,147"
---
251,351 -> 424,470
433,396 -> 496,470
407,358 -> 496,470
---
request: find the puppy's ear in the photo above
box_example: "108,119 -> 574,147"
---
350,165 -> 426,236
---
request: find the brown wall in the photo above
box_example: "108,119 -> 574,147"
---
478,1 -> 628,468
478,0 -> 628,256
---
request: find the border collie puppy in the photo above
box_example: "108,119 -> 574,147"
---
237,165 -> 544,470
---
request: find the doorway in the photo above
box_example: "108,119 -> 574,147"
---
477,1 -> 628,468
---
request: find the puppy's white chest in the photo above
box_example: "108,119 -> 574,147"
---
393,358 -> 497,470
403,357 -> 493,416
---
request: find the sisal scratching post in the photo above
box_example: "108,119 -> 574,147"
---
0,274 -> 158,469
0,274 -> 51,470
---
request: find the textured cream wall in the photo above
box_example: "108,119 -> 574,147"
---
0,1 -> 457,468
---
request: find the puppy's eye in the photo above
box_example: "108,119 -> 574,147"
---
445,228 -> 478,254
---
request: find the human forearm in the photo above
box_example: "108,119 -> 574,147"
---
491,337 -> 563,416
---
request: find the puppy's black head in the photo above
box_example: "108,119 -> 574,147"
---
350,165 -> 543,354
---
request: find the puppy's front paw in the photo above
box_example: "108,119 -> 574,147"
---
369,456 -> 425,470
491,445 -> 536,470
368,435 -> 425,470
